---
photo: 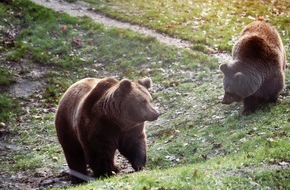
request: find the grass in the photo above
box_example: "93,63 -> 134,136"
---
69,154 -> 290,189
0,93 -> 23,122
0,67 -> 14,85
84,0 -> 290,53
0,0 -> 289,189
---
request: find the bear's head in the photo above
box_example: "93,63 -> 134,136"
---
219,63 -> 262,104
109,78 -> 160,126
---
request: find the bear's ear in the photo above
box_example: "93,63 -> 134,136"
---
219,63 -> 229,74
119,79 -> 132,92
138,78 -> 152,89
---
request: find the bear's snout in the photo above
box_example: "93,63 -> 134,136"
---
222,92 -> 242,104
221,96 -> 232,104
146,109 -> 160,121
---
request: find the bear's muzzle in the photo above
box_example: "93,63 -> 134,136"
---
146,109 -> 160,121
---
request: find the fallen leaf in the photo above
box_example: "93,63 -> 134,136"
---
193,169 -> 198,177
278,161 -> 289,167
61,25 -> 68,33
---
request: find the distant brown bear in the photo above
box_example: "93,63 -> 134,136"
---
220,21 -> 287,115
55,77 -> 159,184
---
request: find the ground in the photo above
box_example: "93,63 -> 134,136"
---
0,0 -> 193,188
0,0 -> 289,189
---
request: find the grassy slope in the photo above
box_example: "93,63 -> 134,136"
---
84,0 -> 290,53
0,0 -> 289,189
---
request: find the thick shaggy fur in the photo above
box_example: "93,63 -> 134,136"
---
55,77 -> 159,184
220,21 -> 286,115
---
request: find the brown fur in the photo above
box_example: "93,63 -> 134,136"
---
55,77 -> 159,184
220,21 -> 286,115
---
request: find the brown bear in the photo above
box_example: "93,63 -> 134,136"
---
219,20 -> 287,115
55,77 -> 160,184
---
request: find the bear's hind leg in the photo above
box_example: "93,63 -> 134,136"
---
61,142 -> 87,184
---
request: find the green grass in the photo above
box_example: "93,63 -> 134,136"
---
0,94 -> 23,122
0,0 -> 289,189
0,67 -> 14,85
84,0 -> 290,53
68,154 -> 290,189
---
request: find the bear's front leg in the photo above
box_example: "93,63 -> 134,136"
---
119,133 -> 147,171
242,95 -> 263,115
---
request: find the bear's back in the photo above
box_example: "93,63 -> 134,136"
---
58,77 -> 118,117
55,78 -> 100,130
233,21 -> 284,66
60,78 -> 100,110
241,21 -> 282,48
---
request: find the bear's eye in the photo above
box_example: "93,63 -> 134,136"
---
142,99 -> 147,104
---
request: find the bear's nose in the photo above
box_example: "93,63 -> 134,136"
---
221,97 -> 227,104
148,110 -> 160,121
221,96 -> 235,104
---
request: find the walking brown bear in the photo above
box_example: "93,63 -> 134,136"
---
55,77 -> 160,184
220,20 -> 287,115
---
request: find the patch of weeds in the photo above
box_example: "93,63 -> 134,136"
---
5,108 -> 64,172
43,77 -> 71,105
12,154 -> 44,170
1,0 -> 87,66
212,166 -> 290,189
191,44 -> 210,54
252,169 -> 290,189
0,66 -> 14,85
0,94 -> 23,122
262,139 -> 290,162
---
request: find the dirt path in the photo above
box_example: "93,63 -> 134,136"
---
28,0 -> 196,49
28,0 -> 232,65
